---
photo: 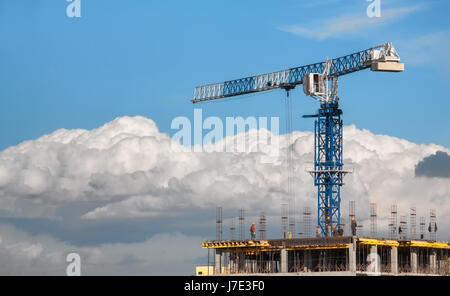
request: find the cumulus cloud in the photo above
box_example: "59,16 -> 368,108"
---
0,223 -> 204,275
0,115 -> 450,274
415,151 -> 450,178
0,116 -> 449,225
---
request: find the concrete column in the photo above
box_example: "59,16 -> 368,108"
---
303,250 -> 312,271
238,253 -> 245,273
368,245 -> 378,274
229,253 -> 234,274
281,248 -> 288,273
411,248 -> 418,274
215,250 -> 222,275
429,250 -> 437,274
349,241 -> 356,274
391,246 -> 398,275
370,245 -> 377,255
226,252 -> 230,274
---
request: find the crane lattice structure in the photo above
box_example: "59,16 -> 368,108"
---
191,43 -> 403,237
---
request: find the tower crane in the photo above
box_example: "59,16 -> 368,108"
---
190,43 -> 404,237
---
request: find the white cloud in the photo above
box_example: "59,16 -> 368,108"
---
0,116 -> 448,230
0,223 -> 204,275
0,115 -> 450,274
279,6 -> 419,40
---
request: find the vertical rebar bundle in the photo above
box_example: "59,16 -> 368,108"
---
410,207 -> 417,239
419,216 -> 426,240
258,212 -> 266,240
230,217 -> 236,241
389,204 -> 398,239
238,209 -> 245,240
303,207 -> 312,238
357,225 -> 364,237
429,209 -> 437,241
399,215 -> 407,240
349,200 -> 355,235
340,217 -> 346,236
281,203 -> 288,237
370,203 -> 377,238
288,201 -> 295,238
216,207 -> 223,241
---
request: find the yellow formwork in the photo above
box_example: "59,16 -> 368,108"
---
286,244 -> 349,251
202,240 -> 270,249
203,237 -> 450,251
202,240 -> 349,251
357,238 -> 399,247
406,240 -> 450,249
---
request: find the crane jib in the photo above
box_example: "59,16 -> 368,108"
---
191,43 -> 400,103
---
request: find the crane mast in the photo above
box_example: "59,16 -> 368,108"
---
191,43 -> 404,237
302,60 -> 347,237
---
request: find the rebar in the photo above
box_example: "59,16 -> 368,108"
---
239,209 -> 245,240
230,217 -> 236,240
429,209 -> 437,241
216,206 -> 223,241
419,216 -> 426,240
303,206 -> 312,238
259,212 -> 267,240
410,207 -> 416,239
399,215 -> 407,240
281,203 -> 288,238
389,204 -> 397,239
370,203 -> 377,237
349,200 -> 355,235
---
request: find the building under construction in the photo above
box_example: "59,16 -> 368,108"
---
197,203 -> 448,276
199,236 -> 450,276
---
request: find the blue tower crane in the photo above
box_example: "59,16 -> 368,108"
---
302,60 -> 348,237
191,43 -> 404,237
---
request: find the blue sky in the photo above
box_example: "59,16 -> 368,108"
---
0,0 -> 449,150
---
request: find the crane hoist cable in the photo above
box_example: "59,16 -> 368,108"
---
285,90 -> 295,236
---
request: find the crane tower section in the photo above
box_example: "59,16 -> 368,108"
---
312,102 -> 344,237
303,60 -> 349,237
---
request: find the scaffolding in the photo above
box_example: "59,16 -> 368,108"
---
419,216 -> 426,240
370,203 -> 377,238
349,200 -> 355,235
357,225 -> 364,237
302,207 -> 312,238
410,207 -> 417,240
429,209 -> 437,242
230,217 -> 236,241
399,215 -> 408,240
238,209 -> 245,240
281,203 -> 288,238
389,204 -> 398,240
216,207 -> 223,241
258,212 -> 267,240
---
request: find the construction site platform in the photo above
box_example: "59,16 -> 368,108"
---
203,236 -> 450,250
199,236 -> 450,276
